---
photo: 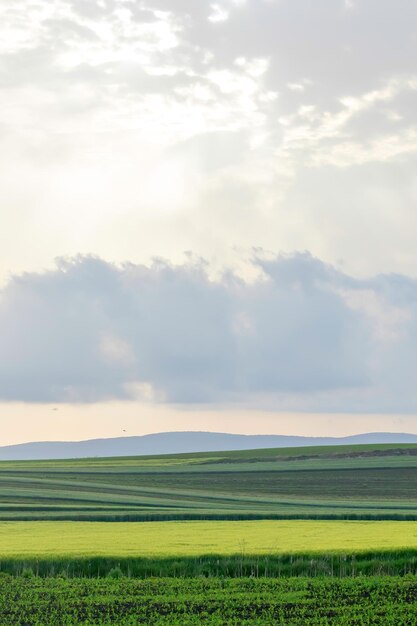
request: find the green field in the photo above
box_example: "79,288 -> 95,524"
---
0,575 -> 416,625
1,446 -> 417,623
0,519 -> 416,578
1,443 -> 417,521
1,520 -> 417,557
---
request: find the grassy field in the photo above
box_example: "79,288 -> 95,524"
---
0,575 -> 416,625
1,520 -> 417,557
0,520 -> 416,578
0,443 -> 417,521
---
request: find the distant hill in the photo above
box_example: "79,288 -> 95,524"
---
0,430 -> 417,460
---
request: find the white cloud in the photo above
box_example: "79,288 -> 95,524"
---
0,0 -> 417,284
208,4 -> 229,23
287,83 -> 305,92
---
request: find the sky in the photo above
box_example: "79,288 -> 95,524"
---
0,0 -> 416,444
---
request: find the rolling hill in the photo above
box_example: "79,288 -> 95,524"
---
0,442 -> 416,521
1,430 -> 417,460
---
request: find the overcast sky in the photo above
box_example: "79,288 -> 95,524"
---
0,0 -> 416,443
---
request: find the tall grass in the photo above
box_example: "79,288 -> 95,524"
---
1,550 -> 416,578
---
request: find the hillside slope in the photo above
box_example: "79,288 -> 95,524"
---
0,443 -> 416,521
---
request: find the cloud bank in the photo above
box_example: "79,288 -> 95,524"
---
0,253 -> 415,412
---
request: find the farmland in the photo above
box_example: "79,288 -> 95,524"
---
0,575 -> 416,625
0,520 -> 417,578
1,445 -> 417,623
2,519 -> 417,558
0,443 -> 416,521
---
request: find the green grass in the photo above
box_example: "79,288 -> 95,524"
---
2,550 -> 417,578
0,443 -> 416,520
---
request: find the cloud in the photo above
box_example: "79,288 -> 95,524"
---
0,253 -> 415,412
1,0 -> 417,280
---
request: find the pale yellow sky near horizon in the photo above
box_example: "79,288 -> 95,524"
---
0,402 -> 416,446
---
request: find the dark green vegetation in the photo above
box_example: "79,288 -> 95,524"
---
2,550 -> 417,579
0,575 -> 416,625
0,443 -> 417,520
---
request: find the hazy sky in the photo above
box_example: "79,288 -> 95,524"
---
0,0 -> 416,443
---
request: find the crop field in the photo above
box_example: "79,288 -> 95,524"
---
0,575 -> 416,625
1,446 -> 417,623
0,520 -> 417,578
0,443 -> 417,521
2,519 -> 417,558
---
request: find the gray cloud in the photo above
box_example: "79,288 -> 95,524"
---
0,253 -> 415,412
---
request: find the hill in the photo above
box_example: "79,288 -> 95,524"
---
1,430 -> 417,460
